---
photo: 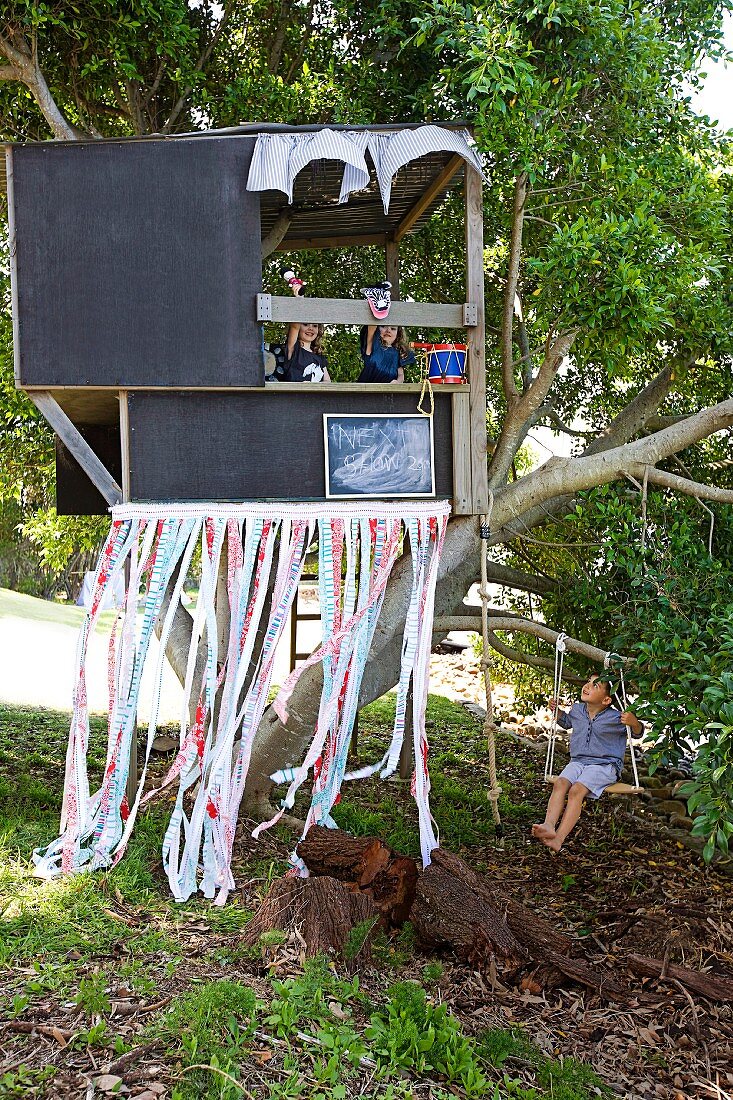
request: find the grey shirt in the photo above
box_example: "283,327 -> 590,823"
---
557,702 -> 635,777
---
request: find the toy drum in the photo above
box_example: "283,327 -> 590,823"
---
422,343 -> 467,383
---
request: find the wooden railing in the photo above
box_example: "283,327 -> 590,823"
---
256,294 -> 477,328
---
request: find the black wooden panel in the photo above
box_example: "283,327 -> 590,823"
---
11,137 -> 262,387
56,425 -> 122,516
127,391 -> 453,501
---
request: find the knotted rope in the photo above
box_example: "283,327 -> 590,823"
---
544,632 -> 567,782
604,651 -> 641,790
479,491 -> 503,842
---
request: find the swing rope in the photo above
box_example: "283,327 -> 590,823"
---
604,651 -> 641,790
544,632 -> 567,782
479,491 -> 503,842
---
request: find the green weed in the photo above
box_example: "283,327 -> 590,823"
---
0,1064 -> 54,1098
343,916 -> 379,961
366,980 -> 490,1096
478,1029 -> 610,1100
537,1055 -> 612,1099
73,1020 -> 109,1049
156,979 -> 259,1100
75,972 -> 112,1016
265,956 -> 362,1038
421,960 -> 444,983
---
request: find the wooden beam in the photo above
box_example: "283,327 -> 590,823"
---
28,391 -> 122,506
259,295 -> 466,328
275,233 -> 388,251
119,390 -> 130,501
385,237 -> 400,298
21,381 -> 444,394
451,389 -> 472,514
394,154 -> 464,243
465,164 -> 489,513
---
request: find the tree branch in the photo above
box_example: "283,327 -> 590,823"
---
482,562 -> 555,595
515,293 -> 534,391
541,406 -> 593,438
491,397 -> 733,526
644,467 -> 733,504
437,613 -> 623,665
500,172 -> 528,404
582,362 -> 678,455
485,628 -> 585,683
163,1 -> 233,133
489,326 -> 578,487
261,207 -> 293,258
0,27 -> 79,139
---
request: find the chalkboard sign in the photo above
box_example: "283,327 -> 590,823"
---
324,414 -> 435,499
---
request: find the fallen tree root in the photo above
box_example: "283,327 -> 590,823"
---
411,848 -> 633,1001
626,952 -> 733,1002
410,849 -> 527,965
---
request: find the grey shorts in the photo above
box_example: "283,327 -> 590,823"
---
558,760 -> 618,800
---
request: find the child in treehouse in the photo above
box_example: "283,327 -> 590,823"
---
281,277 -> 331,383
532,674 -> 643,852
358,324 -> 415,384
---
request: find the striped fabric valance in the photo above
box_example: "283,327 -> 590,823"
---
246,125 -> 487,212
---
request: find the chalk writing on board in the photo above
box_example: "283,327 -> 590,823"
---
323,414 -> 435,498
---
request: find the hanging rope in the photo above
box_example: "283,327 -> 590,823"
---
544,632 -> 567,782
604,651 -> 641,790
415,346 -> 435,418
479,490 -> 503,843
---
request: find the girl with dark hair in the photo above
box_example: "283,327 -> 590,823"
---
358,324 -> 415,384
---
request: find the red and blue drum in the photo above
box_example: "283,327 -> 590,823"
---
425,343 -> 467,383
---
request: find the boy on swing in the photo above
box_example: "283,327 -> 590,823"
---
532,674 -> 643,852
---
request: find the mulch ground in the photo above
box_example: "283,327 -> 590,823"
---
1,700 -> 732,1100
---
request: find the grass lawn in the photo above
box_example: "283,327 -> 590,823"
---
1,697 -> 731,1099
0,587 -> 119,633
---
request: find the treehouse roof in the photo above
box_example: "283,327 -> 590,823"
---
2,122 -> 484,249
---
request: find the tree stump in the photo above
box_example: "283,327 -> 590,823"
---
241,875 -> 379,962
297,825 -> 418,925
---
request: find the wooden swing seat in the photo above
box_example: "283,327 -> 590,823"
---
544,775 -> 644,796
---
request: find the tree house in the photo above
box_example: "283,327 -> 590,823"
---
4,123 -> 489,515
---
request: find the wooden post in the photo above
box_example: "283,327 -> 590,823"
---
385,237 -> 400,298
464,165 -> 489,514
119,389 -> 137,808
452,389 -> 472,515
123,556 -> 138,808
119,391 -> 130,501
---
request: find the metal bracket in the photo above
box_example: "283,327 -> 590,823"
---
257,293 -> 273,321
463,302 -> 478,327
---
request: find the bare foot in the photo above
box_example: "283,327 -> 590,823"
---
532,823 -> 555,839
542,836 -> 563,852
